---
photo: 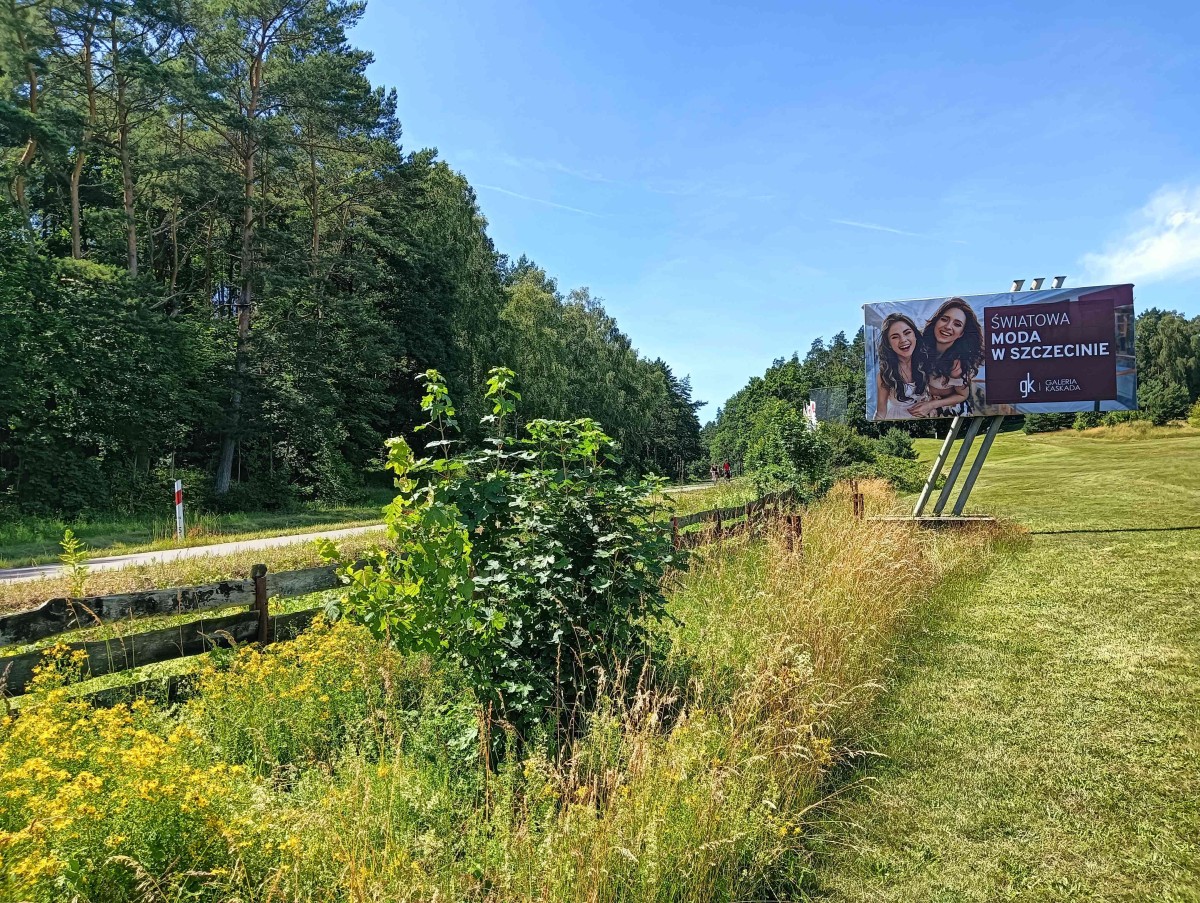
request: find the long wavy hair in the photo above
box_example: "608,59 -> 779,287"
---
878,313 -> 926,401
922,298 -> 984,380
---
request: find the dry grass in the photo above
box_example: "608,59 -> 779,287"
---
1076,419 -> 1200,441
250,480 -> 1012,901
669,479 -> 1009,744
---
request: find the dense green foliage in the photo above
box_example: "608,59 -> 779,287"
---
706,330 -> 877,475
0,1 -> 700,519
327,369 -> 681,742
706,331 -> 929,493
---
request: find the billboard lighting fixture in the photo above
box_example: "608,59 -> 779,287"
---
1010,279 -> 1025,292
1051,275 -> 1066,289
1029,277 -> 1046,290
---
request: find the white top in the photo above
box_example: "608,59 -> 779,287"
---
886,383 -> 924,419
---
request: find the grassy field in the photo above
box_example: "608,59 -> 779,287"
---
0,482 -> 1008,902
0,489 -> 394,569
661,477 -> 758,516
806,427 -> 1200,900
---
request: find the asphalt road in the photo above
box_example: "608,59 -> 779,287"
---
0,482 -> 717,585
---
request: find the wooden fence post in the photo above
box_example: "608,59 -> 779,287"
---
715,512 -> 723,541
795,514 -> 803,551
851,479 -> 864,519
671,516 -> 679,549
252,563 -> 270,644
785,514 -> 794,553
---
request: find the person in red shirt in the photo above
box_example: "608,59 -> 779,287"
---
722,460 -> 731,480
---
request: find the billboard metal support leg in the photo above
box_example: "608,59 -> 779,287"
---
952,415 -> 1005,515
913,415 -> 963,516
933,416 -> 984,515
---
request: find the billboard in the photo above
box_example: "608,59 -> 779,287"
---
864,284 -> 1136,421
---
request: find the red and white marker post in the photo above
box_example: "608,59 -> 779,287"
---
174,479 -> 185,540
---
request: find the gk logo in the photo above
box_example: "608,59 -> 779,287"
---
1019,372 -> 1037,398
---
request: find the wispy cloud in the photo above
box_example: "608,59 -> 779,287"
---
1082,184 -> 1200,284
831,219 -> 967,245
498,153 -> 614,184
495,152 -> 773,203
647,180 -> 775,202
476,184 -> 602,217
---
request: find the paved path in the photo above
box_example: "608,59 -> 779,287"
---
0,524 -> 385,584
0,483 -> 713,585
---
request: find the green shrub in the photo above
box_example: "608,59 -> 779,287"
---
326,369 -> 682,744
1022,413 -> 1075,434
1102,409 -> 1142,427
1138,378 -> 1190,426
744,404 -> 831,497
875,427 -> 918,460
1073,411 -> 1103,430
841,455 -> 929,493
1189,399 -> 1200,428
818,421 -> 876,467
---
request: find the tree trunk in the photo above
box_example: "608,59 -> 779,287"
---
215,114 -> 259,495
119,100 -> 137,275
214,386 -> 241,495
114,19 -> 137,275
309,140 -> 320,274
214,26 -> 266,496
10,3 -> 39,219
168,116 -> 183,304
70,17 -> 98,259
70,151 -> 87,257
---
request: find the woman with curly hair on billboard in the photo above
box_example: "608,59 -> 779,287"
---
875,313 -> 929,419
909,298 -> 985,417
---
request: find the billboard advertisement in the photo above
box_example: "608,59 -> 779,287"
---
864,284 -> 1136,420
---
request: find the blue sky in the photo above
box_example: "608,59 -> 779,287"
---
350,0 -> 1200,418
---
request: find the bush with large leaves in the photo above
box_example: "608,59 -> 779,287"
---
325,369 -> 683,744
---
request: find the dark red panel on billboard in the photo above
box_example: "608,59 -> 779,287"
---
984,295 -> 1118,404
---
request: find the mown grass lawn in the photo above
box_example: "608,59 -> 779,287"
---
807,428 -> 1200,901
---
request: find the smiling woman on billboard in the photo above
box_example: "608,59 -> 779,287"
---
875,313 -> 930,419
908,298 -> 985,417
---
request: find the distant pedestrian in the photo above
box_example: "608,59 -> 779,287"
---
723,460 -> 731,481
710,464 -> 719,484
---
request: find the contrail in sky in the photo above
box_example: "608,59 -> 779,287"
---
478,184 -> 602,217
832,218 -> 967,245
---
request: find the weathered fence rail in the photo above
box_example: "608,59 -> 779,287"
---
669,488 -> 799,547
1,487 -> 811,699
0,563 -> 339,697
0,607 -> 323,698
0,565 -> 339,648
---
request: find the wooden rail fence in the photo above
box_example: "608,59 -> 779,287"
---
669,488 -> 801,548
1,488 -> 809,699
0,564 -> 342,697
